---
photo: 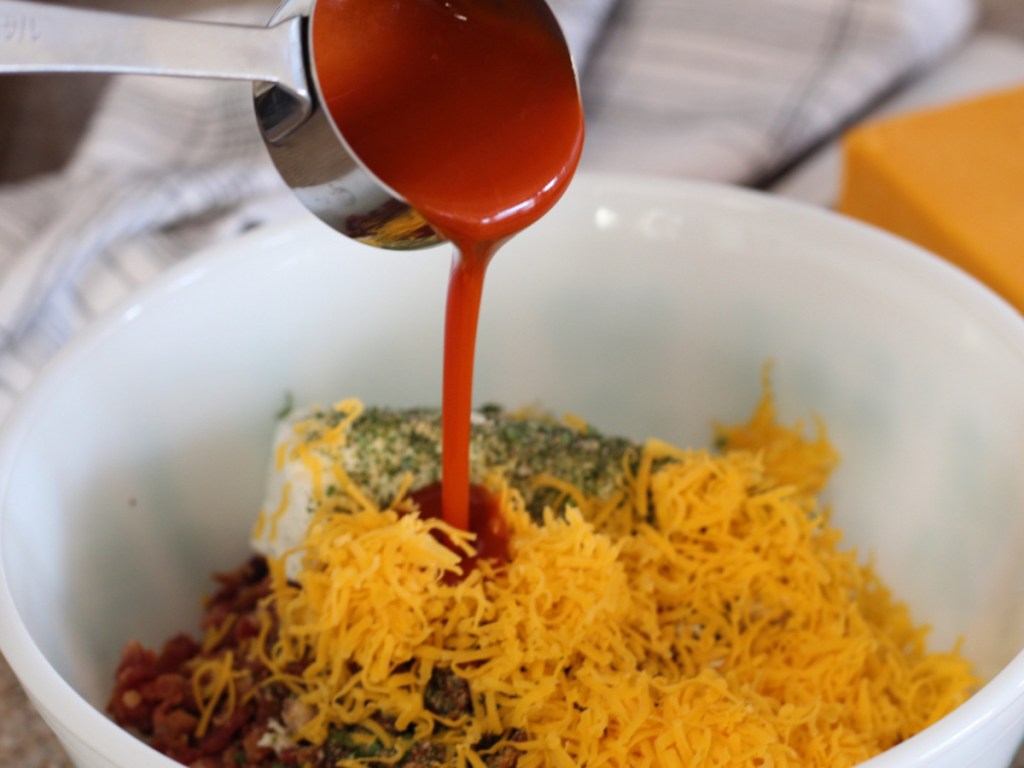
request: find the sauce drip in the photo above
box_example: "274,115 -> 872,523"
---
312,0 -> 583,545
407,482 -> 509,581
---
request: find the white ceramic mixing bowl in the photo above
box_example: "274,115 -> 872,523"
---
2,174 -> 1024,768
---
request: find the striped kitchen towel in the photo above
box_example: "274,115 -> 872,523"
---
0,0 -> 976,418
581,0 -> 977,180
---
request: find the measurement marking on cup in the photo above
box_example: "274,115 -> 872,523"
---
1,15 -> 41,43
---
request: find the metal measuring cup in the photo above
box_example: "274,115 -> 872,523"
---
0,0 -> 441,249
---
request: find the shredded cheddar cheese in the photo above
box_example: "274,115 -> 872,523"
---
267,481 -> 292,542
192,650 -> 239,739
204,389 -> 975,767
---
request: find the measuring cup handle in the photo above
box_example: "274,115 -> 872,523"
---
0,0 -> 310,102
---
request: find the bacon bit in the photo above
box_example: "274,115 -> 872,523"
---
152,707 -> 199,753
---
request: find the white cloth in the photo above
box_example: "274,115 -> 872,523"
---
0,0 -> 976,418
581,0 -> 977,180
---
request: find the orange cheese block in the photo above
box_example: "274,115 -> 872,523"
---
838,86 -> 1024,313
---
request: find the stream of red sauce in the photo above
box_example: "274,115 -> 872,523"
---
312,0 -> 584,561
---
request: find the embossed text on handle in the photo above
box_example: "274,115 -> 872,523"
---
0,0 -> 310,109
1,14 -> 40,43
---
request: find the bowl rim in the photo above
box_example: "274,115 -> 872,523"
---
1,171 -> 1024,766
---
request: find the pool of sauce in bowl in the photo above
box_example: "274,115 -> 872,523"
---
312,0 -> 584,562
407,481 -> 510,581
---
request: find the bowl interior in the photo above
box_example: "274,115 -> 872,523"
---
3,175 -> 1024,762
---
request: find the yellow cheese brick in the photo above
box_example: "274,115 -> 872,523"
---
838,86 -> 1024,312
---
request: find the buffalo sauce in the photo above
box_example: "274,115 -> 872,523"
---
407,481 -> 509,582
311,0 -> 584,561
